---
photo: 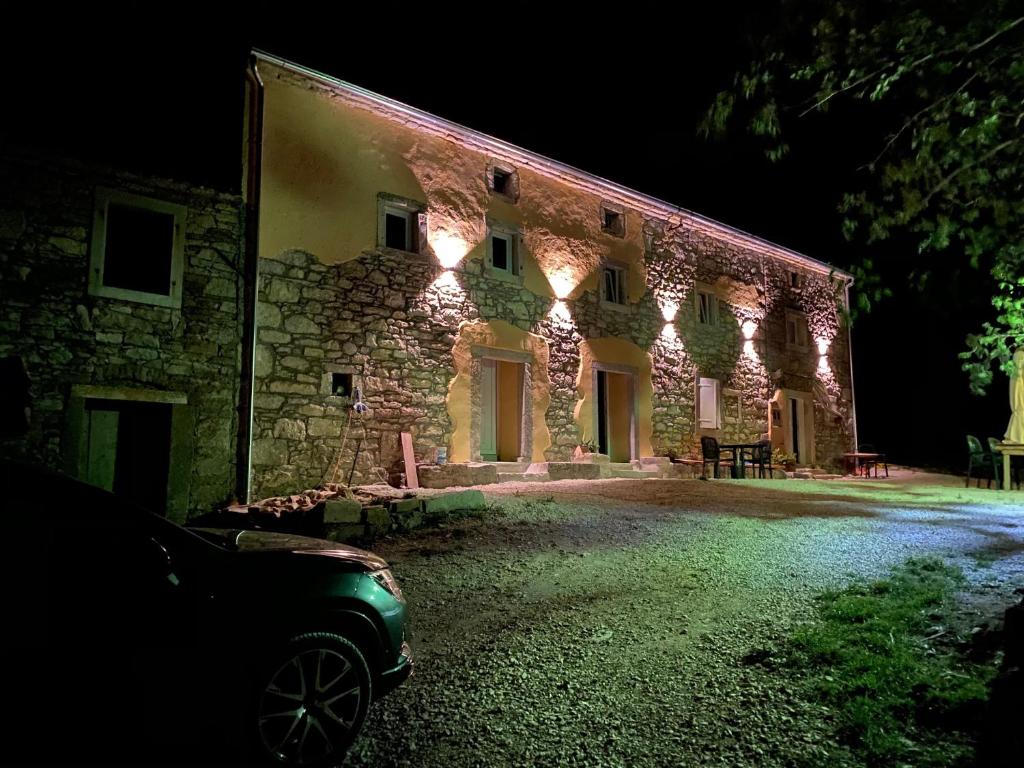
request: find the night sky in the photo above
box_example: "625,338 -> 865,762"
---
6,10 -> 1007,472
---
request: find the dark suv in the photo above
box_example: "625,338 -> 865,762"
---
0,459 -> 412,766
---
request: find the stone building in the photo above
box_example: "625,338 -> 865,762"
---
245,53 -> 857,497
0,150 -> 245,521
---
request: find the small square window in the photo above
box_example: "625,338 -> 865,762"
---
789,270 -> 803,289
601,204 -> 625,237
697,291 -> 718,325
89,188 -> 186,308
488,229 -> 519,276
377,194 -> 424,254
488,163 -> 519,202
602,264 -> 626,305
331,372 -> 353,398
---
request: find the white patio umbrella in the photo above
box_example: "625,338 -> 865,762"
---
1006,348 -> 1024,443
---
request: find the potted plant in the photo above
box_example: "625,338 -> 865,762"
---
772,448 -> 797,471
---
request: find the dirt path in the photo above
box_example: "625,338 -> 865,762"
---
345,476 -> 1024,767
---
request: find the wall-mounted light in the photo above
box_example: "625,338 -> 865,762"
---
430,232 -> 469,269
660,323 -> 678,342
816,338 -> 830,356
741,320 -> 757,340
549,298 -> 573,328
547,268 -> 577,300
660,299 -> 679,322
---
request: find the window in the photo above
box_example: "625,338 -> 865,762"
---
487,162 -> 519,203
486,223 -> 521,277
377,194 -> 425,253
601,204 -> 625,237
602,263 -> 626,305
331,372 -> 353,398
697,290 -> 718,325
698,377 -> 720,430
89,188 -> 186,308
788,270 -> 803,289
786,310 -> 810,349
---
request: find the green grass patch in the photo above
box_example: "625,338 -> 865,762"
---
789,557 -> 996,766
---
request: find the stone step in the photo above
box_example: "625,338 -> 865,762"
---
497,472 -> 550,482
610,469 -> 654,479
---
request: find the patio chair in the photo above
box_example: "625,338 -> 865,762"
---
857,443 -> 888,478
966,435 -> 1000,488
743,440 -> 773,479
700,436 -> 732,479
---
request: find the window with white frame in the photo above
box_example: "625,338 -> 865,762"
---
377,194 -> 424,253
88,188 -> 186,308
697,290 -> 718,325
786,310 -> 810,349
486,223 -> 520,276
698,377 -> 720,429
602,263 -> 626,305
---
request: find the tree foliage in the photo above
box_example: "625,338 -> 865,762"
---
702,0 -> 1024,393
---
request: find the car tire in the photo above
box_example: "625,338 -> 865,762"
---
252,632 -> 372,766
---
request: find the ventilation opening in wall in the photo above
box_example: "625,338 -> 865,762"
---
601,206 -> 625,237
493,168 -> 511,195
331,372 -> 353,398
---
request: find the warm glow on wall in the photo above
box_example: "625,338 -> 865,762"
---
816,337 -> 830,356
743,339 -> 759,360
431,269 -> 463,293
660,299 -> 679,322
741,320 -> 757,340
546,266 -> 579,300
549,299 -> 573,328
430,231 -> 470,269
660,323 -> 678,342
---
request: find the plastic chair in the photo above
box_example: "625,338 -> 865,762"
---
966,435 -> 1000,488
700,436 -> 732,479
743,440 -> 773,479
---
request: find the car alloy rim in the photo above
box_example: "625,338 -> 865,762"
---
258,648 -> 363,764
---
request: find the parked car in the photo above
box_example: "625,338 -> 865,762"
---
0,458 -> 412,765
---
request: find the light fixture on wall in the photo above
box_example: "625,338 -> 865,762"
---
430,231 -> 470,269
660,299 -> 679,322
660,323 -> 679,342
547,268 -> 576,300
549,299 -> 573,329
741,320 -> 757,340
816,337 -> 830,356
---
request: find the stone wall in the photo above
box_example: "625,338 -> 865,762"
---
0,152 -> 244,519
252,228 -> 854,498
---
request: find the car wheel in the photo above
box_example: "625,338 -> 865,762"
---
254,632 -> 372,766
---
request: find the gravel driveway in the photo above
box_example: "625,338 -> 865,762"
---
345,473 -> 1024,767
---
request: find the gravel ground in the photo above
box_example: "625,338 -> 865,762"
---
345,472 -> 1024,767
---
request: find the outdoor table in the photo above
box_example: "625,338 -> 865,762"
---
843,452 -> 880,477
719,443 -> 761,478
996,442 -> 1024,490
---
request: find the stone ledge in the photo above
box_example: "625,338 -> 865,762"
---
417,462 -> 498,488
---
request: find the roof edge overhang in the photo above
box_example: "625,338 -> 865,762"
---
252,49 -> 853,281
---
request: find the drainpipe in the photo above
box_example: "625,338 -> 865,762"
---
844,276 -> 859,451
237,55 -> 264,504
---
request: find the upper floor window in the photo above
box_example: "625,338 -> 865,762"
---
377,193 -> 425,253
788,270 -> 803,289
697,290 -> 719,325
487,161 -> 520,203
602,263 -> 627,305
88,188 -> 186,308
601,203 -> 625,238
786,310 -> 810,350
486,222 -> 521,277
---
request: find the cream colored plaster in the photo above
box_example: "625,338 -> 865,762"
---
573,337 -> 654,457
260,64 -> 646,304
447,320 -> 551,463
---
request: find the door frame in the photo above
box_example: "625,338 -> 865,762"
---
770,388 -> 814,465
592,362 -> 639,462
64,385 -> 192,523
470,346 -> 531,463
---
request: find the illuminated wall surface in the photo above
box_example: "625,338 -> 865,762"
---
249,60 -> 855,496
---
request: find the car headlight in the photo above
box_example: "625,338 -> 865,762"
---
370,568 -> 405,603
